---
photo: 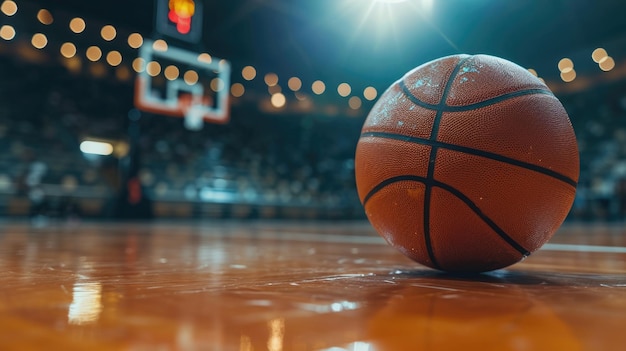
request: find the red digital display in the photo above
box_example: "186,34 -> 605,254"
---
168,0 -> 195,35
155,0 -> 203,43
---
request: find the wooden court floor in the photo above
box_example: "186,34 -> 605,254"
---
0,220 -> 625,351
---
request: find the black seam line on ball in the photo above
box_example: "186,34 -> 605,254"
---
423,57 -> 471,270
399,81 -> 555,112
362,175 -> 532,257
360,131 -> 578,189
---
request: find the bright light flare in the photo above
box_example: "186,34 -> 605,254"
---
344,0 -> 435,42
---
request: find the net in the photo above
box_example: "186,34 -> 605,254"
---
184,104 -> 205,131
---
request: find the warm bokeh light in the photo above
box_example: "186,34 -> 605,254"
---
312,80 -> 326,95
69,18 -> 86,33
592,48 -> 608,63
31,33 -> 47,49
0,25 -> 15,40
86,46 -> 102,62
127,33 -> 143,49
527,68 -> 538,77
1,1 -> 17,16
231,83 -> 245,97
560,69 -> 576,82
89,63 -> 107,78
242,66 -> 256,81
288,77 -> 302,91
264,73 -> 279,86
60,42 -> 77,58
153,39 -> 168,52
184,70 -> 199,85
271,93 -> 286,108
599,56 -> 615,71
132,57 -> 145,73
349,96 -> 362,109
338,83 -> 351,97
211,77 -> 224,93
268,85 -> 281,95
558,58 -> 573,72
106,51 -> 122,66
115,66 -> 131,81
146,61 -> 161,77
294,92 -> 307,101
37,9 -> 53,24
101,25 -> 116,41
363,86 -> 378,100
63,56 -> 82,73
197,53 -> 212,64
211,77 -> 224,92
164,65 -> 179,80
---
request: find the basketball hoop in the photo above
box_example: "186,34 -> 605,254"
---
133,40 -> 231,125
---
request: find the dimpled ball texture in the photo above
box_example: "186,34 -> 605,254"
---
355,54 -> 579,273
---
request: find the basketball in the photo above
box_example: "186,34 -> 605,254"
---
355,54 -> 579,273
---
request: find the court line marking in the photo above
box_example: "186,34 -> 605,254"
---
264,232 -> 626,254
258,231 -> 385,245
542,243 -> 626,254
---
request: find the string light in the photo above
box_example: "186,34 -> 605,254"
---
127,33 -> 143,49
60,42 -> 77,58
288,77 -> 302,91
197,53 -> 212,63
106,51 -> 122,66
363,86 -> 378,100
1,1 -> 17,16
69,18 -> 86,33
231,83 -> 245,97
37,9 -> 53,25
101,25 -> 116,41
337,83 -> 351,97
164,65 -> 179,80
31,33 -> 47,49
0,25 -> 15,40
312,80 -> 326,95
86,46 -> 102,62
264,73 -> 278,86
242,66 -> 256,80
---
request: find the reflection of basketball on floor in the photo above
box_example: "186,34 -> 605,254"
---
355,54 -> 579,272
367,282 -> 582,351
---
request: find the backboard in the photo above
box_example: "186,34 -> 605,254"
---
134,39 -> 231,129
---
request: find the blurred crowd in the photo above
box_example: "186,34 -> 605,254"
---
0,57 -> 362,220
1,56 -> 626,221
561,84 -> 626,221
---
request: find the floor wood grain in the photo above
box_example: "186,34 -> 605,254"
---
0,221 -> 625,350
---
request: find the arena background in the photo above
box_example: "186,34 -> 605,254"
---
1,0 -> 625,222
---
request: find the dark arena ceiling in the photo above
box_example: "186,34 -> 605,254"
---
8,0 -> 626,94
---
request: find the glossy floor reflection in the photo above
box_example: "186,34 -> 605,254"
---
0,221 -> 625,350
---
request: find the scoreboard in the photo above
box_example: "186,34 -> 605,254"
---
155,0 -> 203,44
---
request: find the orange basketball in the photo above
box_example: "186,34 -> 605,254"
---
355,54 -> 579,273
